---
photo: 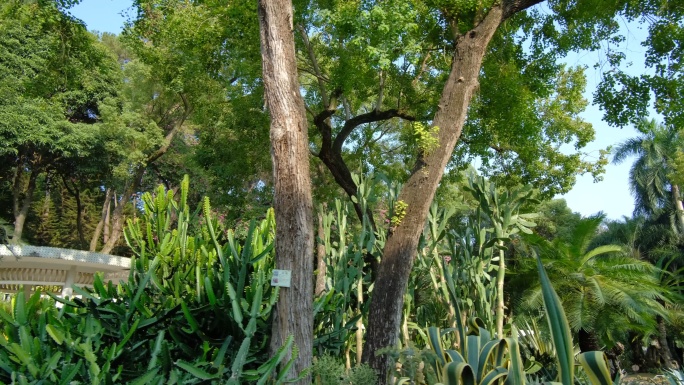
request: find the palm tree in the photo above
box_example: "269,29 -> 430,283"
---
517,214 -> 669,353
613,118 -> 684,234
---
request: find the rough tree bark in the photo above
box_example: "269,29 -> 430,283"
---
362,2 -> 543,381
258,0 -> 314,383
657,316 -> 678,370
316,208 -> 327,296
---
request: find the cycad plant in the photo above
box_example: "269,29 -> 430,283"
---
517,214 -> 669,352
590,215 -> 684,370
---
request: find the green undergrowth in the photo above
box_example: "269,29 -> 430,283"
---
0,176 -> 297,384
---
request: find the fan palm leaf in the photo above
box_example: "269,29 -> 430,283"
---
613,118 -> 684,222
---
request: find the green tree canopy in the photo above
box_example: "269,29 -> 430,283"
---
0,0 -> 120,243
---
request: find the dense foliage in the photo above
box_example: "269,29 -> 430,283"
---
1,0 -> 684,382
0,178 -> 295,384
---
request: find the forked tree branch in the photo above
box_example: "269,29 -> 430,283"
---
333,109 -> 416,153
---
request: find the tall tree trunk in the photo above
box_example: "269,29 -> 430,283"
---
258,0 -> 314,383
672,184 -> 684,235
11,168 -> 38,244
100,192 -> 126,254
62,176 -> 86,249
578,328 -> 601,352
100,169 -> 144,254
657,316 -> 678,370
495,244 -> 506,337
90,188 -> 113,251
362,8 -> 505,382
316,208 -> 327,296
104,190 -> 113,244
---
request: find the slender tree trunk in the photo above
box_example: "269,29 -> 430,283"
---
316,208 -> 327,296
672,184 -> 684,235
495,244 -> 506,337
62,177 -> 86,249
578,328 -> 601,352
657,316 -> 677,370
90,188 -> 113,251
74,188 -> 85,249
100,192 -> 126,254
362,8 -> 505,381
258,0 -> 314,382
100,169 -> 143,254
356,276 -> 364,366
11,168 -> 38,244
104,190 -> 113,244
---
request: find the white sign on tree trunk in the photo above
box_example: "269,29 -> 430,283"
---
271,269 -> 291,287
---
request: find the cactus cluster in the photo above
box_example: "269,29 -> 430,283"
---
0,176 -> 297,384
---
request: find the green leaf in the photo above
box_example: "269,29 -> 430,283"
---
59,360 -> 82,385
148,331 -> 166,371
443,361 -> 475,385
230,337 -> 252,383
46,324 -> 65,345
130,368 -> 160,385
181,301 -> 200,333
116,318 -> 140,355
176,360 -> 217,380
204,276 -> 217,306
213,336 -> 232,369
536,255 -> 574,385
480,367 -> 508,385
578,351 -> 613,385
14,290 -> 27,325
0,306 -> 17,326
502,338 -> 525,385
226,282 -> 244,325
428,327 -> 447,367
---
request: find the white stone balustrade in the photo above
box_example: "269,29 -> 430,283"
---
0,245 -> 130,296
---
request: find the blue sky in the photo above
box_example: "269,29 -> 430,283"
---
69,0 -> 647,220
69,0 -> 132,34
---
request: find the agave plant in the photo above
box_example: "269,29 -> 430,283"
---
424,322 -> 526,385
386,251 -> 619,385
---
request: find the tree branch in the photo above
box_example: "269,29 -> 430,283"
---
333,109 -> 416,153
502,0 -> 545,20
147,93 -> 193,164
412,51 -> 432,87
313,96 -> 338,151
297,24 -> 329,108
375,70 -> 385,112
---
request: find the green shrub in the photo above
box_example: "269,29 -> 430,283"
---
0,176 -> 296,384
313,355 -> 377,385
